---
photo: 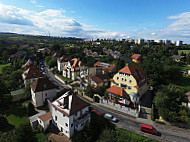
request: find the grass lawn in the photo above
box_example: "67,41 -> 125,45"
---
36,133 -> 48,142
115,127 -> 159,142
6,114 -> 29,127
0,63 -> 11,74
178,50 -> 190,55
181,65 -> 190,71
56,74 -> 72,82
174,75 -> 190,91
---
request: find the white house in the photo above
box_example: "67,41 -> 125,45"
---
51,91 -> 90,138
38,112 -> 52,131
62,58 -> 86,80
30,77 -> 57,107
22,67 -> 45,86
57,56 -> 72,72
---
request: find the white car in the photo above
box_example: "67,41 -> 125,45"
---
104,113 -> 118,122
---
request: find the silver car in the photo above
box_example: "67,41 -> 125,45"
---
104,113 -> 118,122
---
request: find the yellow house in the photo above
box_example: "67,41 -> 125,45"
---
108,63 -> 147,103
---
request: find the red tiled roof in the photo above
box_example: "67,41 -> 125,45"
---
119,63 -> 147,87
52,94 -> 90,116
38,112 -> 52,122
91,74 -> 111,84
107,86 -> 126,96
131,54 -> 141,60
94,62 -> 102,66
30,77 -> 56,93
23,63 -> 37,71
94,62 -> 115,71
24,68 -> 45,80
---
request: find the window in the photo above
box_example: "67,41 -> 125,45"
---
128,86 -> 131,90
61,127 -> 63,131
45,93 -> 47,97
65,123 -> 68,127
76,124 -> 78,128
71,123 -> 73,127
117,77 -> 119,80
55,116 -> 57,121
116,83 -> 119,86
129,80 -> 132,83
75,113 -> 77,116
125,79 -> 127,82
121,84 -> 127,88
63,114 -> 65,117
122,78 -> 123,81
65,131 -> 67,133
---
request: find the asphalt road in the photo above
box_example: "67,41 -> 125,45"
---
45,64 -> 190,142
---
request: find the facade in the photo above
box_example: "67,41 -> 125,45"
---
22,67 -> 45,86
135,39 -> 144,45
51,91 -> 90,138
176,41 -> 183,46
131,54 -> 141,63
30,77 -> 57,107
38,112 -> 52,130
62,58 -> 86,80
108,63 -> 147,104
57,56 -> 72,72
94,62 -> 115,73
89,74 -> 111,88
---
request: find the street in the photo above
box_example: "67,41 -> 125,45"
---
45,65 -> 190,142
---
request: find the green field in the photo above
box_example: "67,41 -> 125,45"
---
178,50 -> 190,55
0,63 -> 11,74
56,74 -> 72,82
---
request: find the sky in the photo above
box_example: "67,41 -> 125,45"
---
0,0 -> 190,43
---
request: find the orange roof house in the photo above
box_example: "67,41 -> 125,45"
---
131,54 -> 141,63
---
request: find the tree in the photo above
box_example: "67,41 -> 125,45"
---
27,102 -> 36,116
0,116 -> 12,132
24,84 -> 31,99
0,80 -> 11,107
96,129 -> 115,142
187,53 -> 190,63
14,123 -> 37,142
154,84 -> 187,122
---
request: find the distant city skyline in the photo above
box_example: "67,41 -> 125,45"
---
0,0 -> 190,43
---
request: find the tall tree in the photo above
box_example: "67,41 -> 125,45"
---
14,123 -> 37,142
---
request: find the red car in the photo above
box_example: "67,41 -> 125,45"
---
92,109 -> 102,116
92,109 -> 98,113
140,124 -> 157,135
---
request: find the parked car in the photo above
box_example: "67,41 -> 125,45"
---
140,124 -> 158,135
104,113 -> 118,122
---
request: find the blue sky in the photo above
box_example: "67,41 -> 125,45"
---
1,0 -> 190,42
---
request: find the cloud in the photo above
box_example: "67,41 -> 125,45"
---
30,0 -> 44,8
0,3 -> 129,39
30,0 -> 37,5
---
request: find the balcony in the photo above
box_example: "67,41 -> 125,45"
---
74,112 -> 90,124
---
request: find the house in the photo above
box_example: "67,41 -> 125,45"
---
8,51 -> 27,63
22,60 -> 37,70
63,58 -> 86,80
94,62 -> 115,73
135,39 -> 144,45
30,77 -> 57,107
107,63 -> 147,104
57,56 -> 72,72
89,74 -> 111,88
38,112 -> 52,130
22,67 -> 45,86
172,55 -> 185,62
131,54 -> 141,63
29,111 -> 46,129
51,91 -> 90,138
